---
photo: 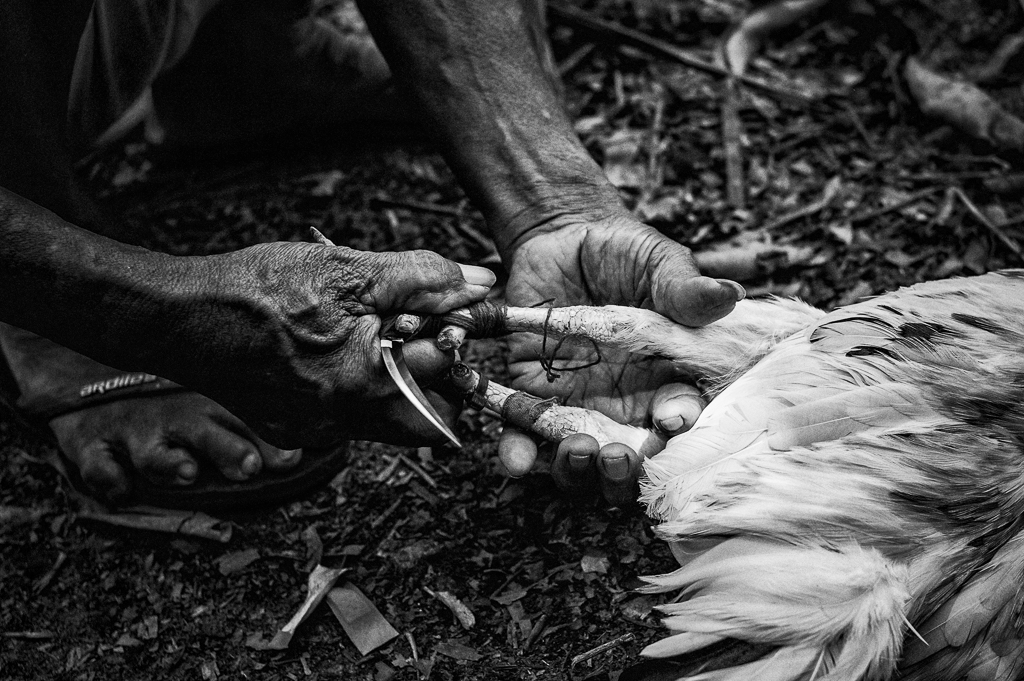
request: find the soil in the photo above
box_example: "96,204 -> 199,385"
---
3,1 -> 1024,680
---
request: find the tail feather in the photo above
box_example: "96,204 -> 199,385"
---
639,539 -> 910,681
643,632 -> 727,659
685,646 -> 819,681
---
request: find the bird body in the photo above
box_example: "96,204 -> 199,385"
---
634,271 -> 1024,681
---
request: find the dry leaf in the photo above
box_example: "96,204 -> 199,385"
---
492,588 -> 528,605
216,549 -> 259,576
301,525 -> 323,572
267,564 -> 346,650
435,641 -> 483,662
327,583 -> 400,655
78,506 -> 232,542
580,552 -> 610,574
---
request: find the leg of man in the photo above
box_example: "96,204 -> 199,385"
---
0,0 -> 320,509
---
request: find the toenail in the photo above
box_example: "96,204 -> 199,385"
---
241,453 -> 260,477
178,461 -> 198,482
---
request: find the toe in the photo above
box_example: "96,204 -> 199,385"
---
74,440 -> 132,503
260,445 -> 303,471
129,435 -> 202,486
186,427 -> 262,481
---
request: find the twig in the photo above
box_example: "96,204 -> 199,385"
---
548,2 -> 818,104
369,497 -> 404,530
951,187 -> 1023,258
842,102 -> 876,149
722,78 -> 746,208
523,614 -> 549,651
32,551 -> 67,594
370,194 -> 462,217
489,561 -> 527,601
397,453 -> 438,489
847,187 -> 943,224
765,176 -> 842,231
374,455 -> 402,484
569,632 -> 636,667
406,631 -> 420,663
558,43 -> 596,77
1,631 -> 55,640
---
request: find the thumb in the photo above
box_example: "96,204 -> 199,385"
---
400,338 -> 458,385
366,250 -> 495,314
647,239 -> 745,327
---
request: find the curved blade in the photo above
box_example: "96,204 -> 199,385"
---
380,338 -> 462,448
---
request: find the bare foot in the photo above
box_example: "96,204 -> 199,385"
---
48,392 -> 302,504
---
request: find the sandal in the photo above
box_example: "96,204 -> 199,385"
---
0,323 -> 349,512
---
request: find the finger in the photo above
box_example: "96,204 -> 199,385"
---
369,250 -> 496,313
659,275 -> 746,327
401,338 -> 458,386
597,442 -> 643,507
498,426 -> 538,477
552,433 -> 600,494
650,383 -> 707,436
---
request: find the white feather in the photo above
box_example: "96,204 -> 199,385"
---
634,271 -> 1024,681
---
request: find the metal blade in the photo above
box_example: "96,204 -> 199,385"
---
380,338 -> 462,448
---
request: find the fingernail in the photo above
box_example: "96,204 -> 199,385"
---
569,452 -> 591,472
718,279 -> 746,301
658,414 -> 685,432
241,453 -> 261,477
604,455 -> 629,481
280,449 -> 300,461
177,460 -> 198,483
458,263 -> 496,287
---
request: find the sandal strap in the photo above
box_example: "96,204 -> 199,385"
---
21,372 -> 186,420
0,323 -> 184,421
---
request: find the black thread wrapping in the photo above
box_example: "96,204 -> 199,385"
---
439,302 -> 508,337
535,301 -> 602,383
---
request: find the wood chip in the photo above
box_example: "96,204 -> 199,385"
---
580,553 -> 610,574
326,582 -> 400,656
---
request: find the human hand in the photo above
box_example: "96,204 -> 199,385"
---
163,242 -> 495,449
499,216 -> 744,506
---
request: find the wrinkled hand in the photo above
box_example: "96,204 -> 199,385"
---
499,216 -> 744,506
172,242 -> 494,449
